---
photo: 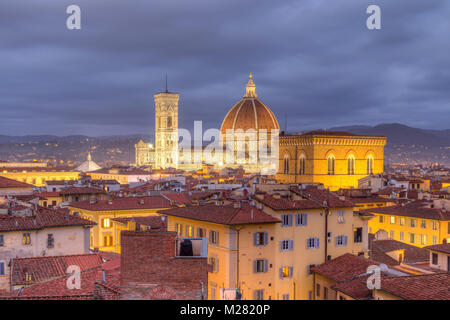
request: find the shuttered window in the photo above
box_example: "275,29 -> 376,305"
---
254,232 -> 268,246
254,259 -> 268,273
296,213 -> 307,226
281,214 -> 293,227
307,237 -> 320,249
279,266 -> 293,279
280,239 -> 294,251
335,235 -> 348,247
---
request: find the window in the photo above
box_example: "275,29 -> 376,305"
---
399,217 -> 405,226
280,266 -> 293,279
409,233 -> 415,244
366,156 -> 374,175
102,218 -> 111,229
197,227 -> 206,237
299,156 -> 306,175
175,223 -> 183,236
22,233 -> 31,245
307,237 -> 320,249
209,230 -> 218,244
296,213 -> 307,226
432,253 -> 438,265
0,262 -> 4,276
378,215 -> 384,223
281,214 -> 293,227
433,236 -> 437,245
316,284 -> 321,298
280,239 -> 294,251
421,220 -> 427,229
389,216 -> 396,224
324,287 -> 328,300
253,289 -> 264,300
308,291 -> 313,300
254,232 -> 268,246
254,259 -> 268,273
283,155 -> 290,174
103,235 -> 113,247
327,155 -> 335,175
282,294 -> 290,300
337,211 -> 345,224
421,234 -> 427,245
167,116 -> 172,128
347,155 -> 355,175
431,221 -> 438,231
209,256 -> 219,273
335,235 -> 348,247
400,231 -> 404,241
210,286 -> 217,300
410,219 -> 417,228
185,225 -> 194,237
47,234 -> 54,248
0,235 -> 4,247
390,230 -> 395,240
354,228 -> 363,243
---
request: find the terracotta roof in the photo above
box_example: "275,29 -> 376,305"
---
370,239 -> 429,266
220,96 -> 279,134
311,253 -> 380,282
332,275 -> 373,300
424,243 -> 450,254
34,191 -> 61,198
159,202 -> 280,226
0,206 -> 96,232
45,180 -> 76,186
59,186 -> 106,195
11,254 -> 103,286
349,196 -> 396,204
291,186 -> 354,208
363,201 -> 450,221
112,216 -> 165,229
375,187 -> 406,196
69,195 -> 173,211
161,192 -> 192,205
257,194 -> 323,210
378,273 -> 450,300
0,176 -> 33,188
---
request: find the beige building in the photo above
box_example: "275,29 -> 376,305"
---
0,205 -> 94,291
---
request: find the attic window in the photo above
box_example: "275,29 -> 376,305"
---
22,233 -> 31,245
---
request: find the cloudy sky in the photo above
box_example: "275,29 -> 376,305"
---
1,0 -> 449,136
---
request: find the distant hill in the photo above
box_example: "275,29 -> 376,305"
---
0,124 -> 448,166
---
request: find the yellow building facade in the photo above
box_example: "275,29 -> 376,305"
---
277,132 -> 386,191
0,167 -> 80,187
366,203 -> 450,248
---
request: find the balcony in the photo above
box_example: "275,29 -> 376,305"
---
175,237 -> 208,258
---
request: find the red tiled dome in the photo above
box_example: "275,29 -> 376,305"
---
220,74 -> 279,134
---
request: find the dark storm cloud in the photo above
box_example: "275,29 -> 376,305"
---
0,0 -> 449,136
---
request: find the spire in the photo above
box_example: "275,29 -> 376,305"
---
244,73 -> 258,98
87,152 -> 92,161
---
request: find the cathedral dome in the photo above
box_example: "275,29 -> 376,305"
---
220,74 -> 280,134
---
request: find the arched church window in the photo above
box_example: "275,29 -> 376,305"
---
167,116 -> 172,128
367,155 -> 374,175
299,155 -> 306,175
327,155 -> 335,175
347,155 -> 355,175
284,155 -> 290,174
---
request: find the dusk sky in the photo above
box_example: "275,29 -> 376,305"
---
1,0 -> 449,136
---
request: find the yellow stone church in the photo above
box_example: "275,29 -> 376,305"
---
135,74 -> 386,190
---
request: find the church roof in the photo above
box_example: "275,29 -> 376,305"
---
220,74 -> 280,134
76,152 -> 101,173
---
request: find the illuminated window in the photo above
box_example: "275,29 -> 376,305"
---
175,223 -> 183,236
409,233 -> 415,244
399,217 -> 405,226
431,221 -> 438,230
347,155 -> 355,175
390,230 -> 395,239
280,266 -> 293,279
22,233 -> 31,245
185,225 -> 194,237
421,234 -> 427,245
103,235 -> 113,247
409,219 -> 417,228
389,216 -> 396,224
327,155 -> 335,175
400,232 -> 404,241
102,218 -> 111,229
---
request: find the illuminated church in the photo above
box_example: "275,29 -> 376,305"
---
135,74 -> 386,190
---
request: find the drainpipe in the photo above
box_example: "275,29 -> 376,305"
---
324,189 -> 330,262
